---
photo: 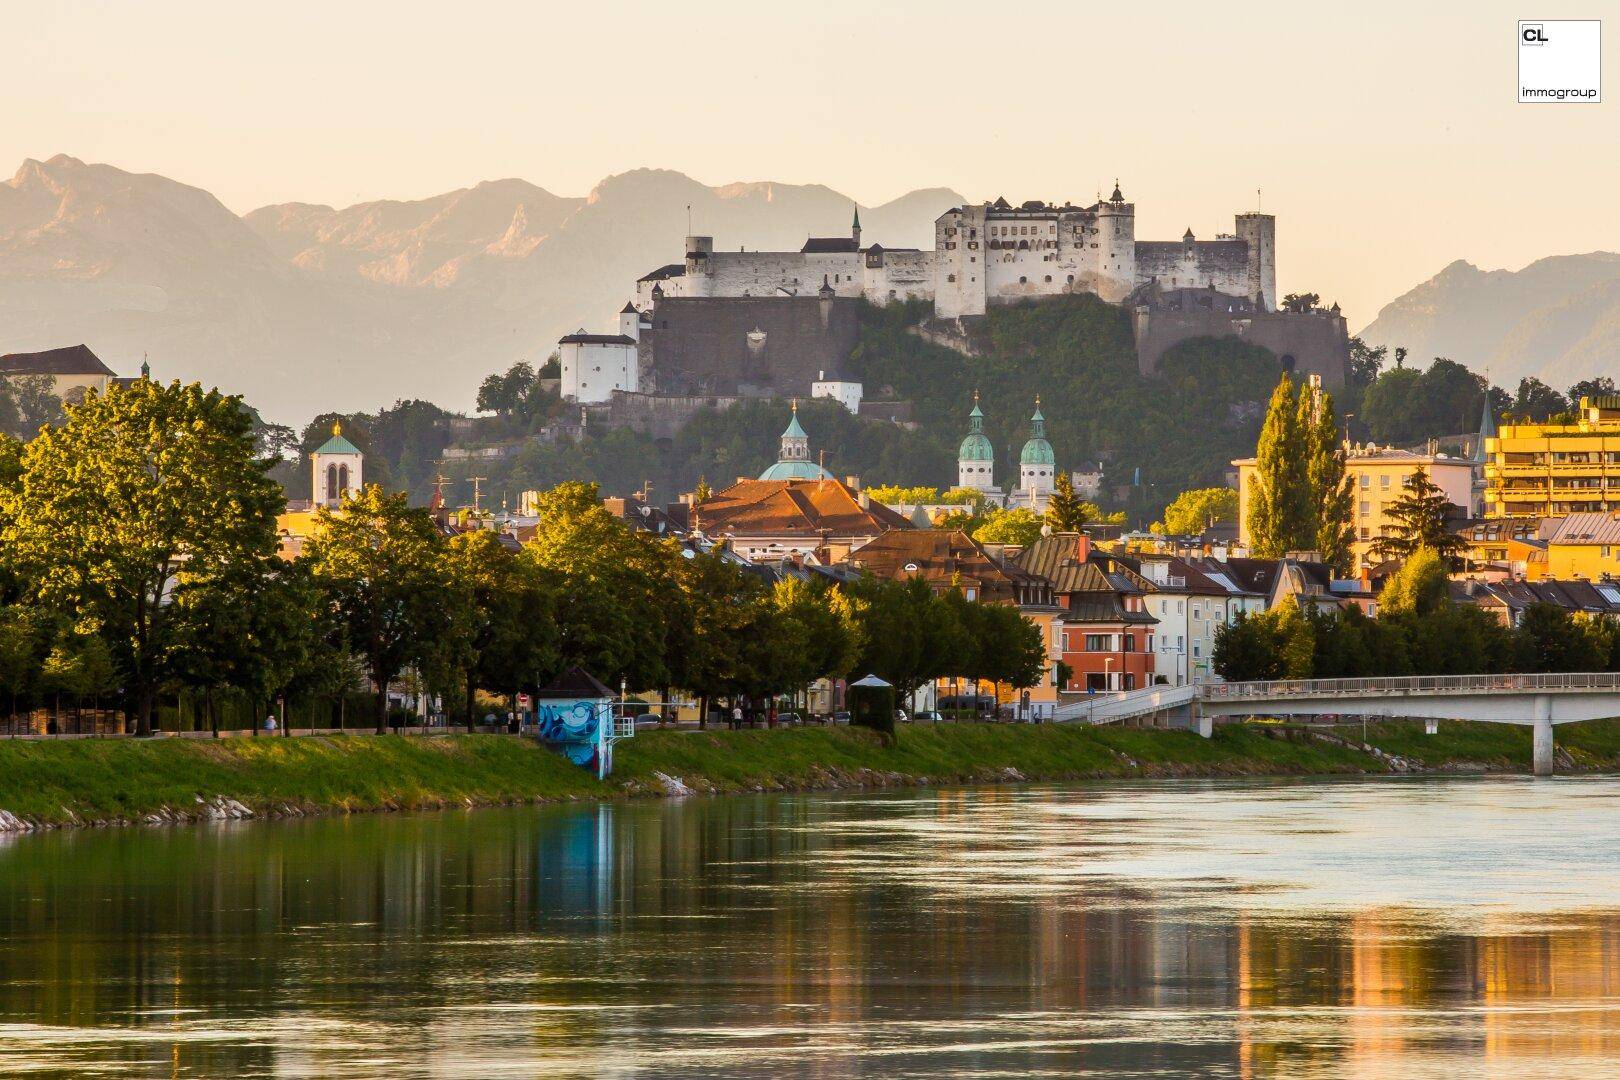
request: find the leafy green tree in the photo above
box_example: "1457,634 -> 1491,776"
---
1159,487 -> 1238,536
524,481 -> 674,691
972,507 -> 1045,546
866,484 -> 942,506
303,484 -> 456,733
769,577 -> 862,710
1213,611 -> 1283,682
1280,292 -> 1320,313
477,362 -> 537,418
1513,377 -> 1570,421
1369,469 -> 1466,564
1,380 -> 283,734
39,629 -> 116,729
446,530 -> 560,730
1568,377 -> 1617,406
1248,376 -> 1312,557
1377,547 -> 1450,618
1045,471 -> 1091,532
1514,603 -> 1605,672
0,605 -> 54,724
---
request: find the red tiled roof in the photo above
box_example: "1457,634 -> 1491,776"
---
696,478 -> 912,538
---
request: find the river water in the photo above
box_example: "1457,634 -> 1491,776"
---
2,777 -> 1619,1077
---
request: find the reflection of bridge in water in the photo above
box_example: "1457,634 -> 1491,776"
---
1056,673 -> 1620,776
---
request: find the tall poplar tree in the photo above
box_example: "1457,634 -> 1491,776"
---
1248,376 -> 1312,557
1304,387 -> 1354,574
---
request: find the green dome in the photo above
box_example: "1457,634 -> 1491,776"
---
759,460 -> 835,481
1020,437 -> 1055,466
958,432 -> 994,462
1019,403 -> 1053,465
958,398 -> 994,462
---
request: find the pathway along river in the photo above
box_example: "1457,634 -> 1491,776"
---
2,776 -> 1620,1077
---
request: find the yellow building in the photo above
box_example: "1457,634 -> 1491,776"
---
1544,512 -> 1620,580
1484,396 -> 1620,519
1235,446 -> 1475,573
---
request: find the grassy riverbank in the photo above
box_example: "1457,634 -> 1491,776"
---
2,719 -> 1618,829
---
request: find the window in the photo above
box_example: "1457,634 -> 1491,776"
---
1381,475 -> 1392,489
1360,501 -> 1370,516
1360,475 -> 1371,488
1177,600 -> 1184,614
1084,634 -> 1110,652
1160,600 -> 1167,614
1193,642 -> 1201,658
1193,605 -> 1202,619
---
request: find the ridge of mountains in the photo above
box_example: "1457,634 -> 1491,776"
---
0,154 -> 960,419
1358,253 -> 1620,391
2,153 -> 1615,423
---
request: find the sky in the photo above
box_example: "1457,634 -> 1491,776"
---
6,0 -> 1616,324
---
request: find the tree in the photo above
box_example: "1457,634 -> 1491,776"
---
1347,337 -> 1387,389
1568,377 -> 1617,406
303,485 -> 456,733
1159,487 -> 1238,536
1248,375 -> 1312,557
1213,611 -> 1283,682
1377,547 -> 1450,618
1369,468 -> 1465,564
866,484 -> 942,506
1280,292 -> 1320,313
523,481 -> 674,691
1304,388 -> 1354,574
769,577 -> 862,710
1514,603 -> 1604,673
1513,377 -> 1569,421
1,380 -> 283,735
972,507 -> 1044,546
477,362 -> 537,418
1045,471 -> 1091,532
445,530 -> 559,730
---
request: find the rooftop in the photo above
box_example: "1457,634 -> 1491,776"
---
0,344 -> 115,378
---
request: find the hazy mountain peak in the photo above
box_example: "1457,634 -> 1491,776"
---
1360,251 -> 1620,390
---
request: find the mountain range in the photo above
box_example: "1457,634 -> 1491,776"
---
3,153 -> 1616,423
1358,253 -> 1620,392
0,155 -> 960,420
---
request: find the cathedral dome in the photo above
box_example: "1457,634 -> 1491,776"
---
1019,404 -> 1054,465
958,401 -> 994,462
759,459 -> 835,481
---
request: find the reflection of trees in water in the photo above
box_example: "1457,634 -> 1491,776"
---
0,795 -> 1616,1076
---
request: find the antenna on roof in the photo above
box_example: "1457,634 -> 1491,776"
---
1257,187 -> 1262,212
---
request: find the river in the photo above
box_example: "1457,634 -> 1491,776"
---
1,776 -> 1618,1077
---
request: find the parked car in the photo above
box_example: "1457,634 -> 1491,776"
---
912,710 -> 942,723
831,711 -> 851,725
776,712 -> 801,726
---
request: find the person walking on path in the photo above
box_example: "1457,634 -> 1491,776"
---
264,713 -> 278,735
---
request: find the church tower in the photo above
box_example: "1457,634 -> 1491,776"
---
851,204 -> 861,248
758,400 -> 834,481
312,420 -> 363,508
1019,397 -> 1056,501
957,392 -> 996,492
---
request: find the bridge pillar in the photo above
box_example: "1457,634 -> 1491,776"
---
1424,718 -> 1438,735
1533,695 -> 1555,777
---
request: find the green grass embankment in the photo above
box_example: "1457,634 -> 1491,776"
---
1,719 -> 1617,829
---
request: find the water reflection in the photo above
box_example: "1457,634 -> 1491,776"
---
0,777 -> 1618,1076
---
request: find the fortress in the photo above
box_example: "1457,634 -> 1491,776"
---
560,185 -> 1344,406
630,184 -> 1273,318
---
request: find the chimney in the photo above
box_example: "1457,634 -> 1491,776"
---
1075,531 -> 1091,564
858,491 -> 870,510
845,474 -> 861,491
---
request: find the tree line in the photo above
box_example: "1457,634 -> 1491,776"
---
0,380 -> 1047,736
1214,550 -> 1620,681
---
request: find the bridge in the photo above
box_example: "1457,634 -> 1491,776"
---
1052,684 -> 1197,727
1198,672 -> 1620,775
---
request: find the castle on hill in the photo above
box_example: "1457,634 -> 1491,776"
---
558,185 -> 1345,410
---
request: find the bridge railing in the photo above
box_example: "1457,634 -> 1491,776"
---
1201,671 -> 1620,701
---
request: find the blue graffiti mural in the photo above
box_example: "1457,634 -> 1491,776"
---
535,698 -> 610,774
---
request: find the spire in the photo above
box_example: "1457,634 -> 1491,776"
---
1475,382 -> 1498,464
1110,179 -> 1124,202
969,390 -> 984,428
139,351 -> 150,380
778,399 -> 809,462
851,203 -> 862,246
332,419 -> 343,437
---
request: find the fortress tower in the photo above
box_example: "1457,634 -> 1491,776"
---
312,420 -> 363,508
1235,212 -> 1277,311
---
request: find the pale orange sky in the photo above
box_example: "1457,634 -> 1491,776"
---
6,0 -> 1614,324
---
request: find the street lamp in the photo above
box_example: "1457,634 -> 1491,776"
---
1104,657 -> 1115,692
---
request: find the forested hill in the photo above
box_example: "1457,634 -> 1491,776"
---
289,297 -> 1288,525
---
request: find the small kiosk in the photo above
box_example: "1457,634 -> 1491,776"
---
533,667 -> 628,780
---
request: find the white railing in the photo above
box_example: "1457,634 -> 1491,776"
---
1054,683 -> 1196,725
1202,671 -> 1620,701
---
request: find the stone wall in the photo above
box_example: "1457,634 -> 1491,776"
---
1132,304 -> 1349,388
582,391 -> 743,441
639,295 -> 861,397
